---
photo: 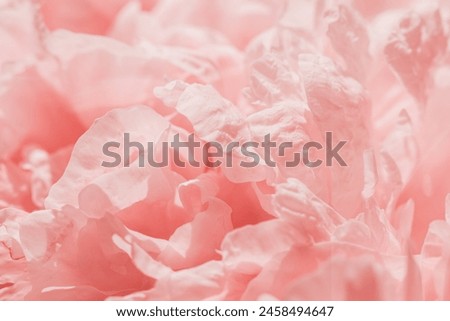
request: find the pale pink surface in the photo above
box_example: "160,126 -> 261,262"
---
0,0 -> 450,301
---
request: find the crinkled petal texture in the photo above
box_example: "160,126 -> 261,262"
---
0,0 -> 450,301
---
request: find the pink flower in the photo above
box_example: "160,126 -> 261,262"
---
1,0 -> 450,301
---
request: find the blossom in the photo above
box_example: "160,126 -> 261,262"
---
0,0 -> 450,301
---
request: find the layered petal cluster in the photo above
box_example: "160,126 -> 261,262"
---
0,0 -> 450,300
